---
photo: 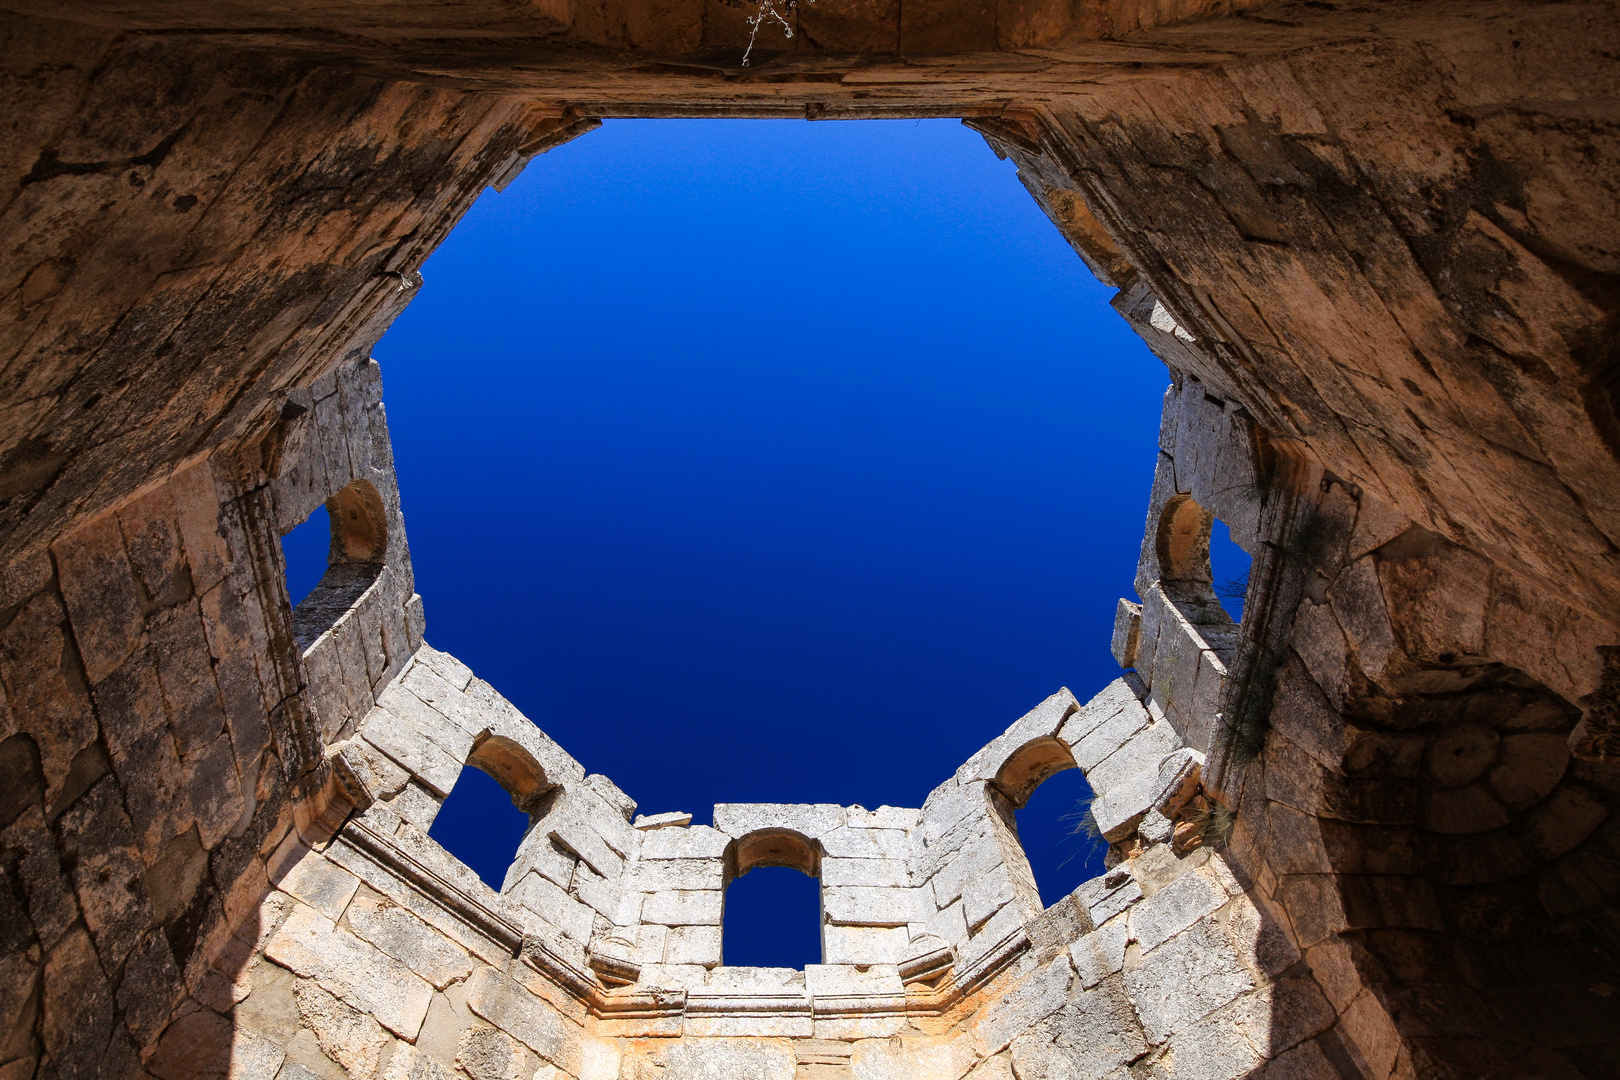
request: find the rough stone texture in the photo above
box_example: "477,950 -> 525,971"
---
3,2 -> 1619,1076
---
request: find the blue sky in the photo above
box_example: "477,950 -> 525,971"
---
284,118 -> 1240,965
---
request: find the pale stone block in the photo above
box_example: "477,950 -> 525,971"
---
456,1024 -> 537,1080
465,967 -> 579,1072
822,925 -> 908,965
970,955 -> 1074,1057
512,873 -> 596,944
414,644 -> 475,692
1123,918 -> 1255,1043
1150,996 -> 1263,1080
227,1029 -> 286,1080
1233,977 -> 1335,1060
263,904 -> 433,1038
1011,978 -> 1148,1079
510,831 -> 578,892
664,925 -> 722,966
1128,867 -> 1227,954
578,1038 -> 623,1080
569,862 -> 622,919
294,978 -> 392,1079
625,857 -> 723,892
912,898 -> 969,949
823,886 -> 930,927
633,812 -> 692,830
924,831 -> 1001,909
1112,600 -> 1143,669
641,889 -> 723,926
382,781 -> 443,833
963,866 -> 1021,931
819,825 -> 912,860
845,805 -> 920,830
343,891 -> 472,990
1058,679 -> 1143,754
638,964 -> 708,990
546,817 -> 624,882
1070,917 -> 1128,989
919,780 -> 986,843
962,902 -> 1026,965
585,773 -> 637,821
804,964 -> 903,998
631,1036 -> 796,1079
1091,748 -> 1202,843
1065,693 -> 1152,773
1085,718 -> 1181,797
814,1015 -> 907,1040
713,803 -> 844,838
702,966 -> 806,993
463,678 -> 587,787
272,850 -> 360,922
400,663 -> 484,737
360,707 -> 462,797
682,1014 -> 814,1038
821,857 -> 909,888
639,825 -> 730,860
850,1034 -> 974,1080
956,689 -> 1079,785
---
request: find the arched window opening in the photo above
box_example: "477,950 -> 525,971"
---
283,479 -> 388,650
1155,493 -> 1250,629
722,830 -> 821,968
280,503 -> 329,608
1016,768 -> 1107,908
427,763 -> 533,892
1210,518 -> 1252,622
994,737 -> 1106,909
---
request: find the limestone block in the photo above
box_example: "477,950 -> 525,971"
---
226,1029 -> 287,1080
633,812 -> 692,830
820,825 -> 912,860
814,1015 -> 907,1040
713,803 -> 844,838
925,830 -> 1001,909
512,873 -> 596,944
1327,558 -> 1400,685
804,963 -> 903,999
378,677 -> 476,758
360,706 -> 462,797
390,819 -> 503,908
1070,916 -> 1129,989
1233,977 -> 1336,1061
272,844 -> 360,921
1123,918 -> 1255,1043
1086,719 -> 1182,797
1064,691 -> 1153,773
627,1037 -> 795,1080
56,778 -> 153,974
511,830 -> 578,892
455,1024 -> 538,1080
1092,748 -> 1202,843
465,967 -> 578,1072
638,963 -> 708,989
294,979 -> 392,1079
823,886 -> 930,927
625,857 -> 723,892
664,925 -> 722,966
641,889 -> 723,926
1011,977 -> 1149,1079
911,898 -> 969,950
1151,994 -> 1263,1080
961,902 -> 1027,966
570,862 -> 624,920
683,1013 -> 813,1039
384,781 -> 443,833
546,817 -> 624,882
585,774 -> 638,821
845,806 -> 920,830
919,780 -> 986,843
414,644 -> 474,692
1113,599 -> 1144,669
823,926 -> 909,965
639,825 -> 730,860
1128,867 -> 1228,954
264,905 -> 433,1038
382,1043 -> 462,1080
971,955 -> 1075,1057
343,891 -> 472,990
962,866 -> 1024,932
822,857 -> 909,888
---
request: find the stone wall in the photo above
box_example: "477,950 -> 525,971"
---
3,0 -> 1620,1076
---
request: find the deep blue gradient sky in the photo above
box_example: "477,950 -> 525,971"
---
284,118 -> 1247,965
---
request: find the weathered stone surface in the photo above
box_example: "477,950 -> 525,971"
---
1125,918 -> 1256,1043
465,968 -> 578,1072
343,891 -> 471,990
264,904 -> 433,1038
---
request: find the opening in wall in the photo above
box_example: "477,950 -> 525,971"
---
283,479 -> 388,650
1015,767 -> 1106,908
280,503 -> 329,607
1210,520 -> 1252,622
428,765 -> 532,891
722,830 -> 822,968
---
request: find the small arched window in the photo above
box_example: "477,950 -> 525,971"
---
993,738 -> 1107,909
283,479 -> 389,650
722,830 -> 821,968
1155,492 -> 1249,626
428,735 -> 550,891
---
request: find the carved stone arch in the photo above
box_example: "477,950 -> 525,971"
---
724,828 -> 821,883
289,478 -> 390,650
991,735 -> 1079,809
466,732 -> 552,815
1156,492 -> 1215,591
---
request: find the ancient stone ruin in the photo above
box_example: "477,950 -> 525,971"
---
3,1 -> 1619,1078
